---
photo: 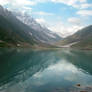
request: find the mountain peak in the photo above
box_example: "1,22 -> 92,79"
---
15,11 -> 62,44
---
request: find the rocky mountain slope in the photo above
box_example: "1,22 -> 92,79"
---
15,12 -> 62,44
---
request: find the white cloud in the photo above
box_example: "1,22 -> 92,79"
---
78,0 -> 87,3
0,0 -> 35,15
0,0 -> 9,5
73,3 -> 92,9
36,18 -> 46,24
68,17 -> 81,25
23,7 -> 32,11
13,0 -> 36,6
1,0 -> 36,6
80,3 -> 92,9
48,21 -> 83,37
0,0 -> 49,7
1,0 -> 91,12
33,11 -> 54,16
51,0 -> 87,8
51,0 -> 92,9
35,18 -> 49,27
77,10 -> 92,16
0,0 -> 88,9
35,17 -> 84,37
34,0 -> 49,3
51,0 -> 77,6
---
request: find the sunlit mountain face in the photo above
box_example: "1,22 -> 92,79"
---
15,12 -> 62,43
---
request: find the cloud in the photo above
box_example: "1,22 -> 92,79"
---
72,3 -> 92,9
0,0 -> 35,15
35,18 -> 49,27
68,17 -> 81,25
23,6 -> 32,10
48,21 -> 83,37
33,11 -> 54,16
36,18 -> 46,24
1,0 -> 91,12
0,0 -> 49,7
0,0 -> 9,5
13,0 -> 36,6
80,3 -> 92,9
0,0 -> 36,6
51,0 -> 87,8
34,0 -> 49,3
35,16 -> 84,37
77,10 -> 92,16
22,6 -> 32,13
51,0 -> 77,6
1,0 -> 88,9
79,0 -> 87,3
35,0 -> 91,9
51,0 -> 92,9
0,0 -> 36,12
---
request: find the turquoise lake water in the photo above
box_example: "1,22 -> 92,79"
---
0,48 -> 92,92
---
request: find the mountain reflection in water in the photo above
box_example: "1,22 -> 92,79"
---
0,48 -> 92,92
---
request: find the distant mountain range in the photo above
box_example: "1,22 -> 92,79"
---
0,5 -> 92,49
58,25 -> 92,49
0,5 -> 62,48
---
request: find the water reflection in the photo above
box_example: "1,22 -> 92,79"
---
0,48 -> 92,92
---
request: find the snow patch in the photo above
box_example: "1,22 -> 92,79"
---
47,33 -> 56,39
29,32 -> 32,36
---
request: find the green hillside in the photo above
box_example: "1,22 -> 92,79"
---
0,10 -> 39,47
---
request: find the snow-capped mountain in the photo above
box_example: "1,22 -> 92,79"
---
15,12 -> 62,44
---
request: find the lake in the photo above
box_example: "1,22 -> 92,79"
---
0,48 -> 92,92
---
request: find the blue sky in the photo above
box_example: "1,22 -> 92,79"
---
0,0 -> 92,37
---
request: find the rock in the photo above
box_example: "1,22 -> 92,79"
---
77,84 -> 81,87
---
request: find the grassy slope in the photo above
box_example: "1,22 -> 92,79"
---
57,25 -> 92,49
71,37 -> 92,49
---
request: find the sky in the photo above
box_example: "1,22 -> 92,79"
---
0,0 -> 92,37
